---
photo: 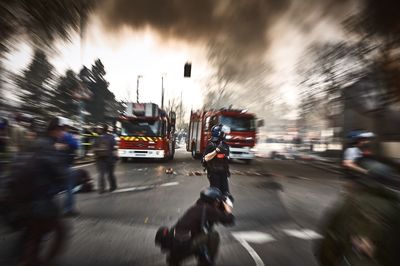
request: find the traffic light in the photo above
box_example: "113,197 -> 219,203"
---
184,62 -> 191,78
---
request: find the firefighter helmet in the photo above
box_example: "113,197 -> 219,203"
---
211,124 -> 225,141
200,187 -> 223,203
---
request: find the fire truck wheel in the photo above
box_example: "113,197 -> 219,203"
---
191,146 -> 197,159
121,158 -> 128,163
191,147 -> 201,159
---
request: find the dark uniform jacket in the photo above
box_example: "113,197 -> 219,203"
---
174,200 -> 234,238
203,140 -> 230,175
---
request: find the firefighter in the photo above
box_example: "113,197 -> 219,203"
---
81,127 -> 97,158
93,125 -> 118,193
202,124 -> 233,204
316,146 -> 400,266
342,130 -> 375,178
156,187 -> 235,266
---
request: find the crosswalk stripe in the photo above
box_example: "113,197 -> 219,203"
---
232,232 -> 272,266
232,231 -> 275,244
282,229 -> 322,240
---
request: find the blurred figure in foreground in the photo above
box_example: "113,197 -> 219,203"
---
10,117 -> 68,266
8,114 -> 34,156
56,117 -> 80,217
93,125 -> 118,193
342,131 -> 375,177
0,117 -> 9,174
316,135 -> 400,266
156,187 -> 234,266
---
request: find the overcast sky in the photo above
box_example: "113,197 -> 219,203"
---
3,0 -> 355,120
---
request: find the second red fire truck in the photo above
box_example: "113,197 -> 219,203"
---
115,103 -> 176,161
187,108 -> 262,163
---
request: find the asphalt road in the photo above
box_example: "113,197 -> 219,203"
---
1,148 -> 346,266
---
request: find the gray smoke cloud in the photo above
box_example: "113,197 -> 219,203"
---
96,0 -> 290,82
94,0 -> 358,120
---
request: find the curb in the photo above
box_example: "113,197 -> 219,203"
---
295,159 -> 344,175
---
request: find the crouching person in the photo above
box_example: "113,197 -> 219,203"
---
156,187 -> 234,266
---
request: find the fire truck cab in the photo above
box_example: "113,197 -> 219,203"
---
187,109 -> 260,162
115,103 -> 176,161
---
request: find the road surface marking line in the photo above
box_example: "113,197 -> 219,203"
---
233,236 -> 265,266
144,217 -> 149,224
296,176 -> 312,180
283,229 -> 323,240
112,182 -> 179,193
72,162 -> 95,169
160,181 -> 179,187
232,231 -> 275,266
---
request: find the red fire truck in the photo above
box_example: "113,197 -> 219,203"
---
115,103 -> 176,161
187,109 -> 262,163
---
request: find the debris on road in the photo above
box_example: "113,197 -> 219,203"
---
165,168 -> 174,174
188,171 -> 203,176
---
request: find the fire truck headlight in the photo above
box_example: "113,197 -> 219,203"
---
245,137 -> 253,140
225,135 -> 232,140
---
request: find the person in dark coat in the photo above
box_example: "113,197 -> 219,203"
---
93,124 -> 118,193
16,117 -> 68,266
156,187 -> 234,266
203,125 -> 232,202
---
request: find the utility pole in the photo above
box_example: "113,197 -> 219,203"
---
161,75 -> 165,109
179,91 -> 183,129
136,75 -> 142,103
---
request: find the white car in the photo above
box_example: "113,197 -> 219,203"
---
253,142 -> 295,159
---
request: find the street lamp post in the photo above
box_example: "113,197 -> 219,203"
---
161,76 -> 164,109
136,75 -> 143,103
161,74 -> 166,109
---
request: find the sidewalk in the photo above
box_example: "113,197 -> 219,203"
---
294,151 -> 344,175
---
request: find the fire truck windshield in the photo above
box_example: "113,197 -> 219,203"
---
220,116 -> 255,132
120,120 -> 162,137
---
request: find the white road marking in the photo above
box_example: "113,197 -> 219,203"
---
113,186 -> 149,193
72,162 -> 95,169
232,231 -> 275,244
283,229 -> 323,240
160,181 -> 180,187
232,231 -> 275,266
296,176 -> 312,180
112,181 -> 179,194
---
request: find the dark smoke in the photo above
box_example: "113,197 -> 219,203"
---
94,0 -> 358,117
96,0 -> 290,83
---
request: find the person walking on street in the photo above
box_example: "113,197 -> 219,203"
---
15,116 -> 68,266
56,117 -> 80,217
94,124 -> 118,193
202,124 -> 233,203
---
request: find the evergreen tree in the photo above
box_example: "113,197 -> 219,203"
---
51,69 -> 80,118
82,59 -> 120,123
15,49 -> 55,119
